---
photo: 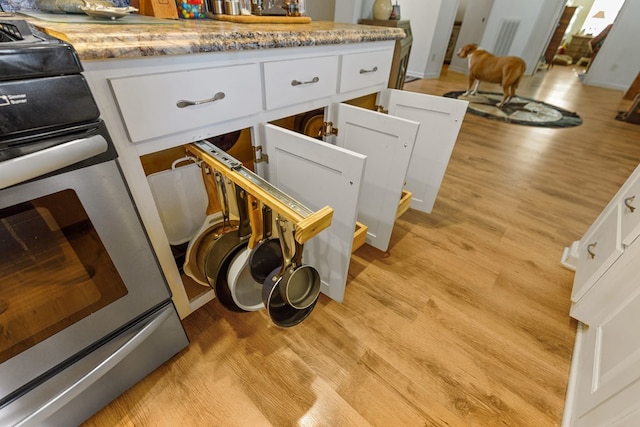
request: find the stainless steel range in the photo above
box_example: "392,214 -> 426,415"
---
0,20 -> 189,426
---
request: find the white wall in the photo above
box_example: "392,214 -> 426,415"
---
306,0 -> 335,21
334,0 -> 361,23
448,0 -> 494,74
566,0 -> 594,39
403,0 -> 442,78
335,0 -> 638,92
583,0 -> 640,91
479,0 -> 566,75
424,0 -> 459,78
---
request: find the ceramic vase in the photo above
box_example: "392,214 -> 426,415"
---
372,0 -> 392,20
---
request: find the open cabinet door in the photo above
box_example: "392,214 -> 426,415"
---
379,89 -> 468,213
330,103 -> 419,252
259,123 -> 366,303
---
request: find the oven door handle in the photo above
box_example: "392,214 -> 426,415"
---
14,307 -> 173,427
0,134 -> 108,190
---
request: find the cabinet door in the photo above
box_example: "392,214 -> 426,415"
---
379,89 -> 468,213
259,123 -> 366,303
572,205 -> 623,303
108,63 -> 261,143
574,287 -> 640,426
621,171 -> 640,247
330,102 -> 420,252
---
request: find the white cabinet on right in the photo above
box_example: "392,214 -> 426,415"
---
564,163 -> 640,426
570,242 -> 640,426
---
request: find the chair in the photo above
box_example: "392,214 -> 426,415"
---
576,41 -> 594,68
576,56 -> 591,67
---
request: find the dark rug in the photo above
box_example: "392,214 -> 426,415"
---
443,91 -> 582,128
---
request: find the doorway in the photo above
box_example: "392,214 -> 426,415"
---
446,0 -> 623,77
447,0 -> 494,74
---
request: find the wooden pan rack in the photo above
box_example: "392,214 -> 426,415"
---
188,140 -> 333,244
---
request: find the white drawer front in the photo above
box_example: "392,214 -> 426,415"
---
339,49 -> 393,93
572,204 -> 623,302
109,63 -> 261,143
621,172 -> 640,246
263,55 -> 338,110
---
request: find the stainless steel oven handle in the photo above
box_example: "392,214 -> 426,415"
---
14,307 -> 173,427
0,134 -> 108,190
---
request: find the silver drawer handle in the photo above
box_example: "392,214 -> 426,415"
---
176,91 -> 225,108
587,242 -> 597,259
624,195 -> 636,213
291,76 -> 320,86
359,66 -> 378,74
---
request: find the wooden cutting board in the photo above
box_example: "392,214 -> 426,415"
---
206,12 -> 311,24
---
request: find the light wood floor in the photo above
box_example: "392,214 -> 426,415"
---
84,65 -> 640,426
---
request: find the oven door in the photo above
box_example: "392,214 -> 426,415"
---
0,124 -> 173,406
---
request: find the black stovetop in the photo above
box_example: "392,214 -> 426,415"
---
0,19 -> 83,81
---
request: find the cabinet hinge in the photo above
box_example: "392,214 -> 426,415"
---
375,105 -> 389,114
253,145 -> 269,164
319,121 -> 338,137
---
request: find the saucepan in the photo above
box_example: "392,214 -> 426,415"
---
279,237 -> 320,310
183,164 -> 231,286
248,204 -> 282,283
261,216 -> 320,327
205,172 -> 252,312
226,193 -> 265,311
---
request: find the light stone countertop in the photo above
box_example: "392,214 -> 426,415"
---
18,14 -> 405,61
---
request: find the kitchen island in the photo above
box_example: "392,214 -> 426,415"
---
14,15 -> 406,318
16,15 -> 464,323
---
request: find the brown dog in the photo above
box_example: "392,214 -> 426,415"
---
456,43 -> 526,107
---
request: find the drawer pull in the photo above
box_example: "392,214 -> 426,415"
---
359,66 -> 379,74
624,195 -> 636,212
176,91 -> 225,108
291,76 -> 320,86
587,242 -> 597,259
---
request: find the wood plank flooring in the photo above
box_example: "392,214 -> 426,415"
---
84,65 -> 640,427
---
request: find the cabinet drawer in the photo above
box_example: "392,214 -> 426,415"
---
339,49 -> 393,93
263,55 -> 338,110
621,172 -> 640,246
572,204 -> 623,302
109,63 -> 261,143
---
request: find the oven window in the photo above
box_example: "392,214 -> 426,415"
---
0,189 -> 128,364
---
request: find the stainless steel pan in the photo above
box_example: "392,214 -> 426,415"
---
205,172 -> 251,312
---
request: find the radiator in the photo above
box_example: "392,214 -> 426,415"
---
493,19 -> 520,56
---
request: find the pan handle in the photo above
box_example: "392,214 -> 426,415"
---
235,183 -> 251,240
275,215 -> 293,278
263,205 -> 272,239
292,230 -> 304,268
213,169 -> 231,227
247,194 -> 262,249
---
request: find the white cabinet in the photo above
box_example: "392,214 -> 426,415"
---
258,92 -> 466,302
564,163 -> 640,426
568,237 -> 640,426
262,55 -> 339,110
339,49 -> 392,93
380,89 -> 468,213
329,102 -> 419,251
258,124 -> 366,303
82,41 -> 467,318
259,101 -> 420,302
620,172 -> 640,246
109,63 -> 262,143
571,204 -> 622,306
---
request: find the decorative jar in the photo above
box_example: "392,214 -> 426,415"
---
372,0 -> 392,20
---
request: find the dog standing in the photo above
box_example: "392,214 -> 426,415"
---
456,43 -> 526,107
